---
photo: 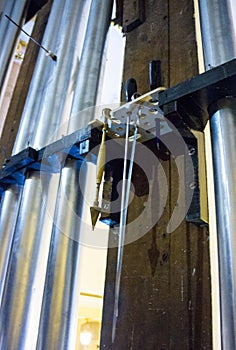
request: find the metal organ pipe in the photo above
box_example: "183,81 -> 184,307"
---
0,172 -> 52,350
32,0 -> 90,149
36,160 -> 87,349
0,0 -> 65,313
13,0 -> 65,154
0,185 -> 22,303
198,0 -> 236,348
0,0 -> 28,88
0,1 -> 64,302
36,1 -> 113,348
0,1 -> 90,349
68,0 -> 113,132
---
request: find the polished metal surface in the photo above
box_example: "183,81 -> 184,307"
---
13,0 -> 66,153
0,0 -> 66,312
0,173 -> 53,350
199,0 -> 236,68
36,160 -> 86,349
0,185 -> 22,305
199,0 -> 236,348
33,0 -> 89,148
69,0 -> 113,132
210,100 -> 236,350
0,1 -> 90,348
37,1 -> 113,348
13,0 -> 91,152
0,0 -> 27,88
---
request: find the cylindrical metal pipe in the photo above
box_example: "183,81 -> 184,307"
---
198,1 -> 236,348
36,160 -> 87,350
0,0 -> 89,348
0,0 -> 28,88
0,0 -> 63,312
199,0 -> 236,68
209,98 -> 236,350
37,1 -> 113,348
0,185 -> 22,303
0,172 -> 53,350
13,0 -> 65,154
68,0 -> 113,132
32,0 -> 90,149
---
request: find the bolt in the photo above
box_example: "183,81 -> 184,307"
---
188,147 -> 195,156
189,181 -> 197,190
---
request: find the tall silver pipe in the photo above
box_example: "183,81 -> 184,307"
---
33,0 -> 90,148
37,1 -> 113,348
198,1 -> 236,348
0,1 -> 89,348
0,172 -> 53,350
69,0 -> 113,132
0,0 -> 66,291
13,0 -> 65,154
0,0 -> 66,312
0,185 -> 22,303
36,160 -> 87,350
0,0 -> 28,89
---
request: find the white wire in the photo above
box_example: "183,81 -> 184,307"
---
112,116 -> 138,343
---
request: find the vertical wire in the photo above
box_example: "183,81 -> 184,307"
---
112,118 -> 138,343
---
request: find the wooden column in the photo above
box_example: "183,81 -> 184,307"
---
101,0 -> 212,349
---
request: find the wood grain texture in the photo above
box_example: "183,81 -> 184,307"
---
101,1 -> 212,349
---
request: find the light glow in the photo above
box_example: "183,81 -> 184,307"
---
80,330 -> 92,346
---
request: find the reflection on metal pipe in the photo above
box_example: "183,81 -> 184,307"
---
210,99 -> 236,350
0,0 -> 90,348
13,0 -> 66,153
199,0 -> 236,348
37,1 -> 113,348
33,0 -> 89,149
0,0 -> 64,313
0,185 -> 22,304
37,160 -> 87,349
69,0 -> 113,132
0,0 -> 28,88
199,0 -> 236,69
0,172 -> 53,350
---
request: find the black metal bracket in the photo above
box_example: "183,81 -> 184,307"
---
158,58 -> 236,225
158,58 -> 236,131
1,59 -> 236,226
0,124 -> 102,197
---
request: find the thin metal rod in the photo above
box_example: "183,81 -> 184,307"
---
5,14 -> 57,61
0,0 -> 28,88
112,119 -> 138,343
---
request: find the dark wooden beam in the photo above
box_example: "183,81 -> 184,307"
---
101,0 -> 212,349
